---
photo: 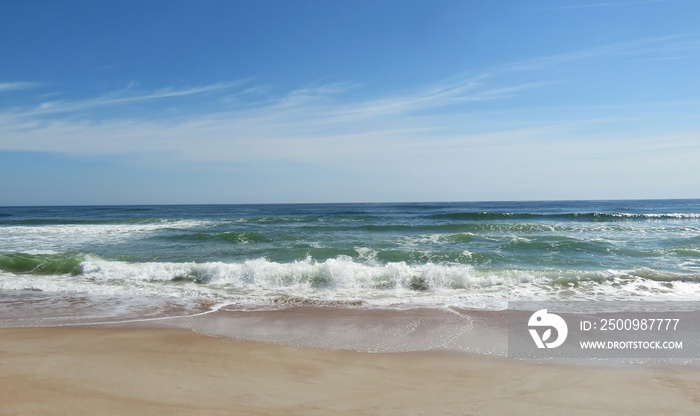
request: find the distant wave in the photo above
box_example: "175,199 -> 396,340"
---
430,212 -> 700,221
165,231 -> 274,243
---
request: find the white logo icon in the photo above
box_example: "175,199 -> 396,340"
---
528,309 -> 568,349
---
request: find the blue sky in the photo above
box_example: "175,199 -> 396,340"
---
1,0 -> 699,205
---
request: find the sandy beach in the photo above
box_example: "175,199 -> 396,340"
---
1,326 -> 699,416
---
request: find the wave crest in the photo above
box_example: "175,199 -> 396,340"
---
0,253 -> 83,275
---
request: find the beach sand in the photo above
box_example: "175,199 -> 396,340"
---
1,326 -> 699,415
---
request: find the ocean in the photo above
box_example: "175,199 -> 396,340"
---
2,200 -> 700,330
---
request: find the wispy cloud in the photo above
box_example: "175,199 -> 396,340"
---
628,55 -> 700,62
7,81 -> 244,118
253,75 -> 548,128
522,0 -> 671,12
4,33 -> 696,129
503,34 -> 697,71
0,82 -> 40,92
1,33 -> 698,180
0,71 -> 550,167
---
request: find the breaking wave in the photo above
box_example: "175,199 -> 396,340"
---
3,253 -> 700,309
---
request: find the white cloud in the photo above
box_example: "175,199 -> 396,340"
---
1,35 -> 699,202
0,75 -> 693,172
0,82 -> 40,92
4,81 -> 244,119
0,73 -> 559,181
504,34 -> 697,71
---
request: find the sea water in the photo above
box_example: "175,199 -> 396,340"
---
1,200 -> 700,330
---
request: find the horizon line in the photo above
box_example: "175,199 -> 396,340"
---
2,197 -> 699,209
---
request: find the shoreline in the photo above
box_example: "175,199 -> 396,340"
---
4,303 -> 698,366
2,323 -> 700,415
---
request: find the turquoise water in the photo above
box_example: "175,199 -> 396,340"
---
1,200 -> 700,321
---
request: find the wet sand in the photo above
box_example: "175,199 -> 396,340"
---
1,326 -> 699,415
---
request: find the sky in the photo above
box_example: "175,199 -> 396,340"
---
1,0 -> 699,205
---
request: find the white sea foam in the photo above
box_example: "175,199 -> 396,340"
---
3,256 -> 700,312
610,213 -> 700,219
1,219 -> 213,235
0,220 -> 217,252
